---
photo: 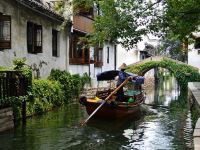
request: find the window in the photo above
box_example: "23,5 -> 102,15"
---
69,31 -> 90,64
0,13 -> 11,49
107,47 -> 109,63
27,22 -> 42,54
198,50 -> 200,55
194,38 -> 200,49
52,29 -> 59,57
94,47 -> 103,67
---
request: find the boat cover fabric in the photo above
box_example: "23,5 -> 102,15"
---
96,70 -> 119,81
96,70 -> 138,81
134,76 -> 145,84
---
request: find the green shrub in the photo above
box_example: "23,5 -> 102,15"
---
49,69 -> 74,102
81,72 -> 91,89
26,79 -> 64,116
13,58 -> 32,79
13,58 -> 26,70
49,69 -> 91,101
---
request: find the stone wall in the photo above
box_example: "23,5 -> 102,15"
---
0,107 -> 14,132
188,82 -> 200,150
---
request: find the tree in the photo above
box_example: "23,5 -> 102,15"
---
158,0 -> 200,40
55,0 -> 200,53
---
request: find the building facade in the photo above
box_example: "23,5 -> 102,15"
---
68,2 -> 117,86
0,0 -> 69,78
0,0 -> 118,87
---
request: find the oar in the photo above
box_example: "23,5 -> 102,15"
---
81,77 -> 130,126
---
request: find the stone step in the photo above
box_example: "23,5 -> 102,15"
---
0,107 -> 12,114
0,110 -> 13,119
0,116 -> 13,125
0,120 -> 14,132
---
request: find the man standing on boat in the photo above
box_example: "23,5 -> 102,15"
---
116,63 -> 133,102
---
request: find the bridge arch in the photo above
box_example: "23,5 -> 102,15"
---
126,56 -> 200,85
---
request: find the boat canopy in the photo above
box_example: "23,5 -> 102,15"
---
96,70 -> 145,84
96,70 -> 139,81
96,70 -> 120,81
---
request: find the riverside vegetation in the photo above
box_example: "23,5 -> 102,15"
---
0,58 -> 91,120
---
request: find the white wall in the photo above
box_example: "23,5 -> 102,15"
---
188,44 -> 200,71
117,45 -> 139,68
101,43 -> 115,71
69,42 -> 116,87
0,0 -> 69,78
69,65 -> 90,75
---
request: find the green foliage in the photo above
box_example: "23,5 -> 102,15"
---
160,0 -> 200,40
53,1 -> 65,15
13,58 -> 32,79
71,0 -> 200,49
126,57 -> 200,86
81,72 -> 91,88
49,69 -> 91,101
73,0 -> 94,13
26,79 -> 64,115
0,66 -> 8,71
71,0 -> 157,49
13,58 -> 26,70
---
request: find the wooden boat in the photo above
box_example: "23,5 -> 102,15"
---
79,70 -> 145,120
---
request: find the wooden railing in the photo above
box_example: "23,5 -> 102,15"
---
0,71 -> 30,99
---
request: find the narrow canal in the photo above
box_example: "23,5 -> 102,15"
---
0,75 -> 193,150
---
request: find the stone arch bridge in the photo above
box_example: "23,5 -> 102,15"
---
126,56 -> 200,85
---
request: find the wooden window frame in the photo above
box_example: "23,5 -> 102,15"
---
78,6 -> 94,18
69,31 -> 90,65
94,47 -> 103,67
27,21 -> 42,54
0,13 -> 11,49
52,29 -> 58,57
198,50 -> 200,55
194,38 -> 200,49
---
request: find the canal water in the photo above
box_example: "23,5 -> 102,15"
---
0,76 -> 193,150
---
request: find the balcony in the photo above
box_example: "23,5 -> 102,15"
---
73,15 -> 94,33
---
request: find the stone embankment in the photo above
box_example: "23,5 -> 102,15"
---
0,107 -> 14,132
188,82 -> 200,150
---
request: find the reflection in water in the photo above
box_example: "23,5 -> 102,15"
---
0,76 -> 193,150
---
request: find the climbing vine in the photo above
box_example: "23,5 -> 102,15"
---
126,58 -> 200,86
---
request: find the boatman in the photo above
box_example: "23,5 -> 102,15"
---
116,63 -> 133,102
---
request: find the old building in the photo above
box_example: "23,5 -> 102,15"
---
0,0 -> 70,78
0,0 -> 118,87
67,1 -> 117,86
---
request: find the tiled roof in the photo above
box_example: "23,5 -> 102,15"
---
16,0 -> 64,22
